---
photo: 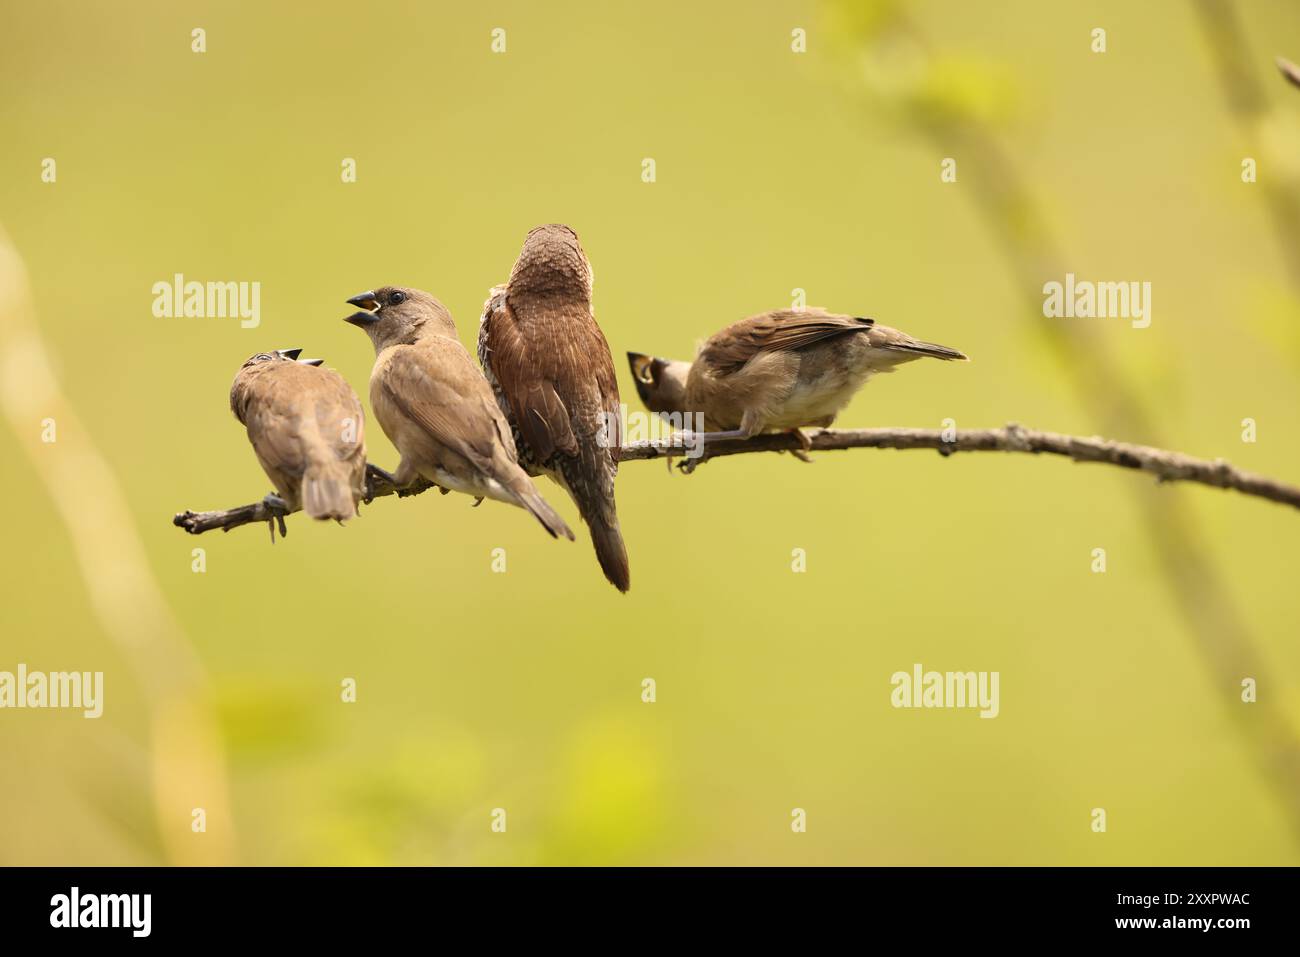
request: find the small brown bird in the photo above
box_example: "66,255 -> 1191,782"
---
344,285 -> 574,540
629,308 -> 967,447
229,348 -> 367,525
478,224 -> 629,592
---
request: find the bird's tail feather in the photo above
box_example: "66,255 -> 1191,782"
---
883,339 -> 967,361
509,477 -> 575,541
560,452 -> 630,593
302,462 -> 357,521
587,518 -> 630,593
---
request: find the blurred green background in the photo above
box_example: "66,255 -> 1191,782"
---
2,0 -> 1299,865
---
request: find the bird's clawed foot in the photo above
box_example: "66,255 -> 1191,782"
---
787,429 -> 813,463
656,428 -> 757,474
365,463 -> 396,502
367,463 -> 435,499
401,477 -> 436,498
261,493 -> 289,542
677,454 -> 711,475
666,429 -> 748,475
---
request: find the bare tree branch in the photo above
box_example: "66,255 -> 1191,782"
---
174,472 -> 434,536
626,424 -> 1300,508
174,423 -> 1300,535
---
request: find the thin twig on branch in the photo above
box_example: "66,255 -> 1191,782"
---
174,423 -> 1300,535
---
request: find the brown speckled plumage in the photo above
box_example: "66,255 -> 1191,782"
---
478,225 -> 629,592
629,307 -> 967,436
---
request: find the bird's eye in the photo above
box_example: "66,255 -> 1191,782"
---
388,291 -> 406,306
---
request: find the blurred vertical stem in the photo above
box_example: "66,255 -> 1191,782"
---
0,227 -> 235,865
1193,0 -> 1300,290
826,0 -> 1300,838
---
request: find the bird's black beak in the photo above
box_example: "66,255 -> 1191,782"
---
297,357 -> 325,366
627,352 -> 666,385
276,348 -> 304,360
346,290 -> 381,328
627,352 -> 651,383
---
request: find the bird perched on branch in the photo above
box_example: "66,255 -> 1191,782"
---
478,224 -> 630,592
344,285 -> 574,540
629,308 -> 967,452
229,348 -> 367,526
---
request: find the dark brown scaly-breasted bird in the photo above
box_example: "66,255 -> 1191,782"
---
628,307 -> 967,447
229,348 -> 367,523
344,285 -> 574,540
478,224 -> 629,592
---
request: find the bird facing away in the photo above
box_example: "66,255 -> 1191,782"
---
628,308 -> 967,448
229,348 -> 367,523
478,224 -> 629,592
344,285 -> 574,540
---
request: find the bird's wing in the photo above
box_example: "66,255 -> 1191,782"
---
245,407 -> 304,477
310,367 -> 366,462
240,366 -> 321,477
558,302 -> 622,465
481,292 -> 583,464
380,340 -> 514,474
699,309 -> 874,376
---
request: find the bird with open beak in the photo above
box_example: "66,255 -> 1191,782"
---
478,225 -> 630,592
229,348 -> 367,534
628,308 -> 967,452
344,285 -> 574,540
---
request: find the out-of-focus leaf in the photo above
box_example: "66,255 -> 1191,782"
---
213,678 -> 325,761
